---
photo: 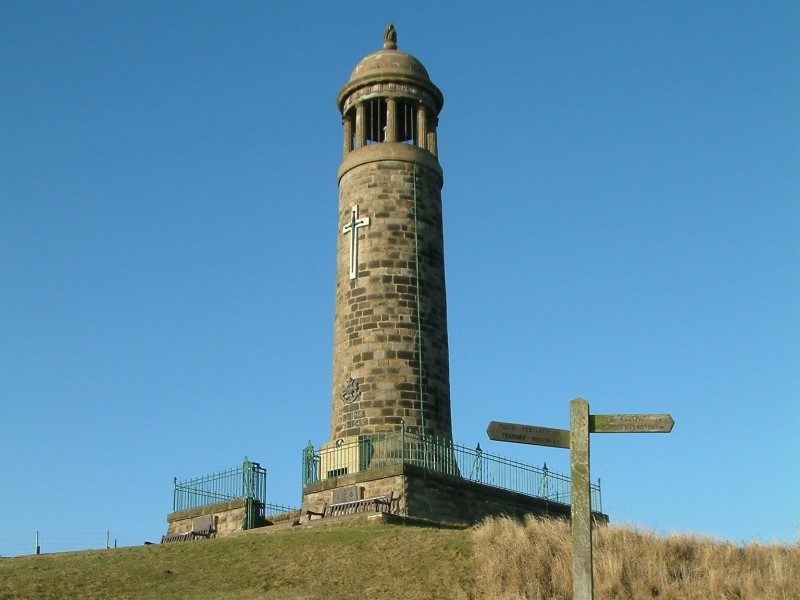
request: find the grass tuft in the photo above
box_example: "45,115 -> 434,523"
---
473,516 -> 800,600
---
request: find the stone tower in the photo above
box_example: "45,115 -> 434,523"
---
303,27 -> 605,526
330,25 -> 452,446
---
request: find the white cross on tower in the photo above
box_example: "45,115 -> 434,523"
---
342,204 -> 370,280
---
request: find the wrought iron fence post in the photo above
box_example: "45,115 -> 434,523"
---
243,457 -> 252,530
242,456 -> 251,499
303,440 -> 317,484
544,463 -> 549,498
597,478 -> 602,514
401,419 -> 406,464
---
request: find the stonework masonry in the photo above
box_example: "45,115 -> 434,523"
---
301,27 -> 589,528
303,465 -> 607,526
165,27 -> 607,538
166,499 -> 251,538
328,29 -> 451,450
332,147 -> 451,441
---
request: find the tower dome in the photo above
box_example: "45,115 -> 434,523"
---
337,24 -> 442,116
336,25 -> 443,146
350,48 -> 430,82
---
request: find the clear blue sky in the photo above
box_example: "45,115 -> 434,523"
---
2,2 -> 798,553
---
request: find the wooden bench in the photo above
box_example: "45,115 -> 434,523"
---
190,515 -> 215,538
160,532 -> 194,543
306,491 -> 393,521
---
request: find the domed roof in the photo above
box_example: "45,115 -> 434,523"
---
349,48 -> 431,83
338,24 -> 443,114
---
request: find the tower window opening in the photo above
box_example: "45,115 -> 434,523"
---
364,99 -> 387,144
398,101 -> 416,144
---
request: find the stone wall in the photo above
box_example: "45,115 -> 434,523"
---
402,465 -> 576,524
265,509 -> 302,526
302,464 -> 607,526
304,465 -> 406,517
166,498 -> 255,538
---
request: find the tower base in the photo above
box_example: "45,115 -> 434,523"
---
302,463 -> 608,526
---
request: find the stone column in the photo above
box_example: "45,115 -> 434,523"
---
342,115 -> 353,158
355,103 -> 366,148
416,104 -> 427,149
385,97 -> 398,142
427,116 -> 438,157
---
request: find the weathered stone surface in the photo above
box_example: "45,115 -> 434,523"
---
302,465 -> 608,526
332,486 -> 363,504
330,33 -> 452,445
166,498 -> 251,538
312,29 -> 598,530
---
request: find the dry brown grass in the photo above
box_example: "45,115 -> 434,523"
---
473,516 -> 800,600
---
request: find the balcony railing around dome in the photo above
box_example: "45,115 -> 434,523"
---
301,424 -> 602,512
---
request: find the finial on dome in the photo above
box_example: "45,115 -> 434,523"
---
383,23 -> 397,50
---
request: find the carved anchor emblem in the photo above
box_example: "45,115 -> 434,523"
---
341,376 -> 362,404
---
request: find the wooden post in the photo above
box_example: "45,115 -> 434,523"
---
487,398 -> 674,600
570,398 -> 593,600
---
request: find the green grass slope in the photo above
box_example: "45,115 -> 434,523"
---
0,521 -> 473,600
2,517 -> 798,600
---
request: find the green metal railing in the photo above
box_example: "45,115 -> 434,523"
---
173,457 -> 267,529
264,502 -> 300,517
302,425 -> 602,511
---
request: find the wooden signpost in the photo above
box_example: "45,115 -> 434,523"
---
487,398 -> 674,600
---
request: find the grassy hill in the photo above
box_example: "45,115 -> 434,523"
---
1,517 -> 797,600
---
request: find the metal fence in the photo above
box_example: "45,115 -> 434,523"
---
264,502 -> 300,517
302,426 -> 602,511
173,457 -> 267,528
0,531 -> 137,557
